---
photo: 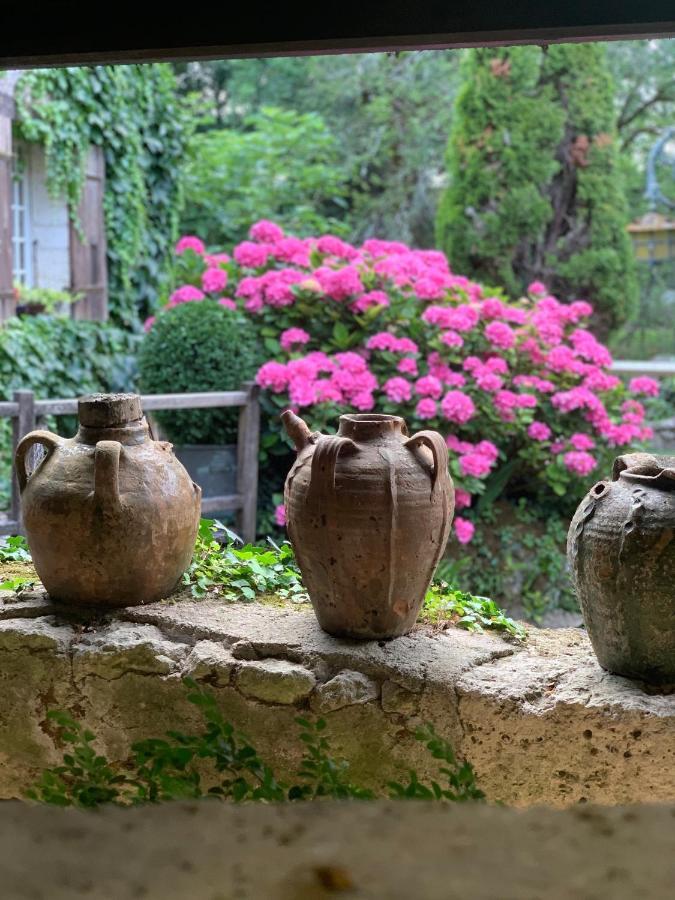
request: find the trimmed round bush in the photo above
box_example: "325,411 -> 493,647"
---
138,301 -> 261,444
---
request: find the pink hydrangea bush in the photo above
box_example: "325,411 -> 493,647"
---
161,222 -> 657,542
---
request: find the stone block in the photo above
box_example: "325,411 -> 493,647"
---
183,641 -> 236,686
235,658 -> 317,704
311,670 -> 379,713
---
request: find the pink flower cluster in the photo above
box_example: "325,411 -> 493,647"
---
258,351 -> 377,411
159,223 -> 662,544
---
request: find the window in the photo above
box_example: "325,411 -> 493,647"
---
11,147 -> 32,286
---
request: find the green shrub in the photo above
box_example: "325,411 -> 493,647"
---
137,301 -> 262,444
0,316 -> 140,509
436,44 -> 638,337
181,107 -> 349,246
438,501 -> 577,623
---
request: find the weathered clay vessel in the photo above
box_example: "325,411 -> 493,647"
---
567,452 -> 675,685
282,411 -> 454,639
16,393 -> 201,607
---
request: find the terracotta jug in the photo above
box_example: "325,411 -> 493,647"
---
567,452 -> 675,685
15,393 -> 201,607
281,411 -> 454,639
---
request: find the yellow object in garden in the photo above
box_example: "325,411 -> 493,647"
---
628,212 -> 675,263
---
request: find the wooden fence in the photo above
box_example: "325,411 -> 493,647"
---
0,382 -> 260,542
610,359 -> 675,378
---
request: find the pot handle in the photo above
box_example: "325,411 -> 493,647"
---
404,430 -> 448,493
309,435 -> 357,508
15,430 -> 63,493
94,440 -> 122,511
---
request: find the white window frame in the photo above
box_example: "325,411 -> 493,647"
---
10,145 -> 33,287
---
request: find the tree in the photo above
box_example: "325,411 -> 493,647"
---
296,51 -> 460,247
181,107 -> 349,246
436,44 -> 638,337
174,51 -> 461,247
608,40 -> 675,155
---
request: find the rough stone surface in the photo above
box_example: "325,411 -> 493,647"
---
0,598 -> 673,807
381,679 -> 422,715
0,799 -> 673,899
310,669 -> 379,713
182,640 -> 236,686
235,658 -> 317,704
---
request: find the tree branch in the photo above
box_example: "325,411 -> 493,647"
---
617,87 -> 675,133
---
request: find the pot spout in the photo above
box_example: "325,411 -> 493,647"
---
281,410 -> 314,452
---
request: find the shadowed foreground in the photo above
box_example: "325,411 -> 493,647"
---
0,799 -> 673,899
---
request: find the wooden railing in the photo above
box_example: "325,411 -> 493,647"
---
611,359 -> 675,378
0,382 -> 260,542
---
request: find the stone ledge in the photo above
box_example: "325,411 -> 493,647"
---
1,799 -> 673,899
0,597 -> 673,807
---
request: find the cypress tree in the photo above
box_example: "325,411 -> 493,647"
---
437,45 -> 637,337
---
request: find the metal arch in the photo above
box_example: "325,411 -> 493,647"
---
645,126 -> 675,210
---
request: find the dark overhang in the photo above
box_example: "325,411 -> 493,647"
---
2,2 -> 675,69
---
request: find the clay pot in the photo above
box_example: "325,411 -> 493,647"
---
16,393 -> 201,607
567,452 -> 675,685
281,411 -> 454,639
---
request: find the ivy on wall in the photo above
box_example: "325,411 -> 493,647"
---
15,65 -> 190,329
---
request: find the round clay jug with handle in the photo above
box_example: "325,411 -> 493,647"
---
567,452 -> 675,686
15,393 -> 201,607
281,410 -> 454,639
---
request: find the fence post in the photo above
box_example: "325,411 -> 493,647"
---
11,389 -> 35,531
236,381 -> 260,544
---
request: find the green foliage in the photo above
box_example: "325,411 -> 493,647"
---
181,107 -> 349,246
442,502 -> 577,623
421,582 -> 526,640
437,44 -> 638,336
137,301 -> 262,444
0,316 -> 140,509
0,535 -> 31,563
388,724 -> 485,802
290,718 -> 375,801
175,52 -> 460,248
28,680 -> 483,808
436,47 -> 563,297
15,65 -> 189,327
26,712 -> 129,808
608,40 -> 675,159
13,284 -> 80,316
0,575 -> 34,592
295,52 -> 460,247
609,261 -> 675,360
184,519 -> 306,600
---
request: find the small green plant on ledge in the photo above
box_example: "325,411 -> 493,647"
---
3,521 -> 523,641
27,679 -> 484,808
421,582 -> 526,640
185,519 -> 525,640
184,519 -> 307,602
0,536 -> 36,592
0,535 -> 31,563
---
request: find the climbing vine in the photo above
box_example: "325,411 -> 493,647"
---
15,65 -> 190,328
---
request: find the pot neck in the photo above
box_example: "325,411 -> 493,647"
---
75,416 -> 151,447
337,414 -> 407,442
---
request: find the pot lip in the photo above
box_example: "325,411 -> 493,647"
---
339,413 -> 405,425
619,469 -> 675,490
337,413 -> 408,440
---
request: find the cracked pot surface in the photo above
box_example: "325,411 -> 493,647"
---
568,453 -> 675,685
